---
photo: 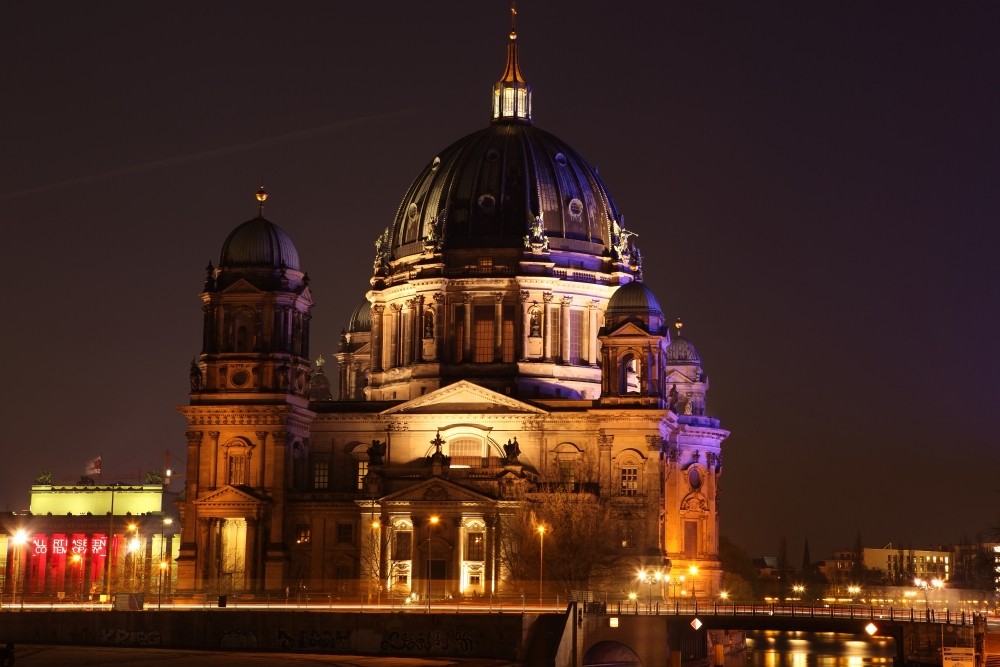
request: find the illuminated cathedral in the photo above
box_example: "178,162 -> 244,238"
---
176,14 -> 729,602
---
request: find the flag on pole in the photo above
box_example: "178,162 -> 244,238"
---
86,456 -> 102,476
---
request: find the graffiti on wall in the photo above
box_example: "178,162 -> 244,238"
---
277,628 -> 352,651
380,630 -> 474,654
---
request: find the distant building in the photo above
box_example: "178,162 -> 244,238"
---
1,484 -> 178,602
862,546 -> 950,584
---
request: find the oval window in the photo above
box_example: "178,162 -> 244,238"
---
478,194 -> 496,212
688,467 -> 702,489
407,202 -> 419,222
431,156 -> 441,171
554,152 -> 567,166
568,198 -> 584,217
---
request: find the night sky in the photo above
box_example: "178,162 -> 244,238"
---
2,2 -> 998,563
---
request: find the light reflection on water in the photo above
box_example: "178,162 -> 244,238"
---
725,630 -> 897,667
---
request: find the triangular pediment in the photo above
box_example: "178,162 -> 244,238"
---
379,478 -> 496,505
194,485 -> 267,511
664,369 -> 696,384
381,380 -> 547,415
604,320 -> 670,339
220,278 -> 265,295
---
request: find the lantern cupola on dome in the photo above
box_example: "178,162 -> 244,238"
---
492,4 -> 531,123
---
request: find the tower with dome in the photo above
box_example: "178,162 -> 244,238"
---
176,12 -> 729,601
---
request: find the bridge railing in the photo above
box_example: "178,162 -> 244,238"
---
603,600 -> 977,626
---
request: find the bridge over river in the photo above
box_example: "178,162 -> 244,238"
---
0,601 -> 987,666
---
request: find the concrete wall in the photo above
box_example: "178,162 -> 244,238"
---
0,610 -> 530,660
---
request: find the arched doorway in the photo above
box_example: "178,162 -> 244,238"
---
583,640 -> 642,666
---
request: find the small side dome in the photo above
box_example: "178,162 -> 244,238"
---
667,319 -> 702,364
219,216 -> 301,271
346,300 -> 372,333
606,281 -> 663,318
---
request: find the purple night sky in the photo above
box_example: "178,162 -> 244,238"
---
1,2 -> 998,561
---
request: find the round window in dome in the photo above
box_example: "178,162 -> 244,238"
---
567,198 -> 584,217
554,152 -> 568,166
486,149 -> 499,162
431,156 -> 441,171
407,202 -> 419,222
477,194 -> 496,213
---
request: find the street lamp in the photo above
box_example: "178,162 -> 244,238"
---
792,584 -> 805,601
847,585 -> 861,602
665,573 -> 684,601
13,529 -> 27,610
426,515 -> 439,612
371,518 -> 381,607
126,523 -> 141,594
688,565 -> 699,600
537,525 -> 546,607
158,518 -> 173,610
71,553 -> 83,602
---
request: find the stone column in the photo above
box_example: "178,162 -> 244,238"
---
560,297 -> 572,364
588,300 -> 599,366
519,291 -> 530,360
246,517 -> 259,591
415,295 -> 425,362
391,304 -> 403,368
255,431 -> 268,489
371,304 -> 385,372
208,431 -> 221,489
195,517 -> 211,589
598,432 -> 614,499
402,299 -> 414,366
542,292 -> 554,361
433,293 -> 446,361
493,292 -> 504,361
462,293 -> 473,362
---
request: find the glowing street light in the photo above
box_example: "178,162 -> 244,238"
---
158,517 -> 173,609
426,515 -> 439,612
689,565 -> 699,599
13,529 -> 28,610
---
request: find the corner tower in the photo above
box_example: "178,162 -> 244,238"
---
177,189 -> 316,594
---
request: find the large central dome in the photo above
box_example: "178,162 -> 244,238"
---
372,19 -> 641,283
388,122 -> 620,260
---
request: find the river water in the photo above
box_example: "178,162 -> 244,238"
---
727,630 -> 898,667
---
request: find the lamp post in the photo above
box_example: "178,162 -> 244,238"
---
537,525 -> 546,607
371,518 -> 381,608
125,523 -> 140,594
666,573 -> 684,602
158,518 -> 172,610
426,515 -> 439,612
71,553 -> 83,602
688,565 -> 699,600
13,529 -> 27,610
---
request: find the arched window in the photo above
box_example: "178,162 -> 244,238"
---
234,311 -> 254,352
620,352 -> 641,394
426,434 -> 502,468
223,438 -> 253,486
